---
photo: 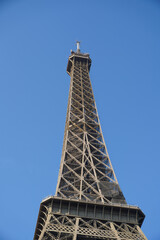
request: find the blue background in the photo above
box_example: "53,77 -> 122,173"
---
0,1 -> 160,239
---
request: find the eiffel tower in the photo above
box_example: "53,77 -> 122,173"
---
34,43 -> 147,240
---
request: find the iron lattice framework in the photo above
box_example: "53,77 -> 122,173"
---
34,47 -> 147,240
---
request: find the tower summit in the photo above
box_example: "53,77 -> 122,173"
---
34,45 -> 147,240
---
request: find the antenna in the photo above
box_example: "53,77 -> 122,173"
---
76,41 -> 80,53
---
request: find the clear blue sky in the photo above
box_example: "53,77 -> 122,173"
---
0,1 -> 160,239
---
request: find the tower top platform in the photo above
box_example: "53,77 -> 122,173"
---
67,50 -> 92,75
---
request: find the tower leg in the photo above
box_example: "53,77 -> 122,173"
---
110,222 -> 121,240
73,218 -> 79,240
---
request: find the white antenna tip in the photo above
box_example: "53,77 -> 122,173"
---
76,41 -> 80,53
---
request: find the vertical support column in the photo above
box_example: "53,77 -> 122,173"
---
55,57 -> 75,197
73,217 -> 79,240
110,222 -> 121,240
79,61 -> 85,200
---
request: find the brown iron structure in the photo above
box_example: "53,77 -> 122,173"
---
34,44 -> 147,240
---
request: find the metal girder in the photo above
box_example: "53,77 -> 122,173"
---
34,200 -> 146,240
